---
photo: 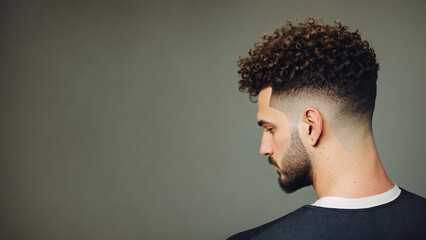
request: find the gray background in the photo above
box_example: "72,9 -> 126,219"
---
1,0 -> 425,239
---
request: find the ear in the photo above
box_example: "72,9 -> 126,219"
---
302,107 -> 323,146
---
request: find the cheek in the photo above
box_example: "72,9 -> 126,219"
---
273,129 -> 291,153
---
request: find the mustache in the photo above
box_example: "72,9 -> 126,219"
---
268,156 -> 277,166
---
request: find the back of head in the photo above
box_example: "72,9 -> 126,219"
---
237,18 -> 379,126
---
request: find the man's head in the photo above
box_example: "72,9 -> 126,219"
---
238,18 -> 379,193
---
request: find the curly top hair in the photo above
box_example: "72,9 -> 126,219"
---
237,17 -> 379,119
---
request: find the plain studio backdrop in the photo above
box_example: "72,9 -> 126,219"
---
1,0 -> 425,239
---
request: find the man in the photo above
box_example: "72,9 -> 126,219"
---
228,18 -> 426,239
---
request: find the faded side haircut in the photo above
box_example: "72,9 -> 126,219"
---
237,17 -> 379,122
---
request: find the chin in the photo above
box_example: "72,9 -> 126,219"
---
278,174 -> 313,194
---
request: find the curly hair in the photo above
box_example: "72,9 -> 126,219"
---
237,17 -> 379,119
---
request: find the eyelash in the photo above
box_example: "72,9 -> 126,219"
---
266,128 -> 273,133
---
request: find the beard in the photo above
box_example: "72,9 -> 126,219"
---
268,128 -> 313,193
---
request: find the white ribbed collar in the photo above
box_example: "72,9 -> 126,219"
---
311,184 -> 401,209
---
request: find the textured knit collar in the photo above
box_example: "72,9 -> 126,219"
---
311,184 -> 401,209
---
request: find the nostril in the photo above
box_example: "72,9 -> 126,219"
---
260,144 -> 273,156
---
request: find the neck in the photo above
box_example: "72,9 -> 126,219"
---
311,127 -> 394,199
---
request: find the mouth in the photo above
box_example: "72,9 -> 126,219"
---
268,157 -> 280,171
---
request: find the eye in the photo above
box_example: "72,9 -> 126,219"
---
266,128 -> 273,133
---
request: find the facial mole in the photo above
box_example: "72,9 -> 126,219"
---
354,181 -> 356,183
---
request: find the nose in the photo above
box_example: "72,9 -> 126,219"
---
260,134 -> 273,156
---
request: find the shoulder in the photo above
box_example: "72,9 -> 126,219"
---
398,187 -> 426,204
391,187 -> 426,212
390,187 -> 426,219
227,206 -> 315,240
227,189 -> 426,240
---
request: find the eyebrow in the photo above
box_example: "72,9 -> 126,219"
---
257,120 -> 273,127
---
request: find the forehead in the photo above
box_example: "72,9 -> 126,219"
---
258,86 -> 273,109
257,86 -> 285,121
